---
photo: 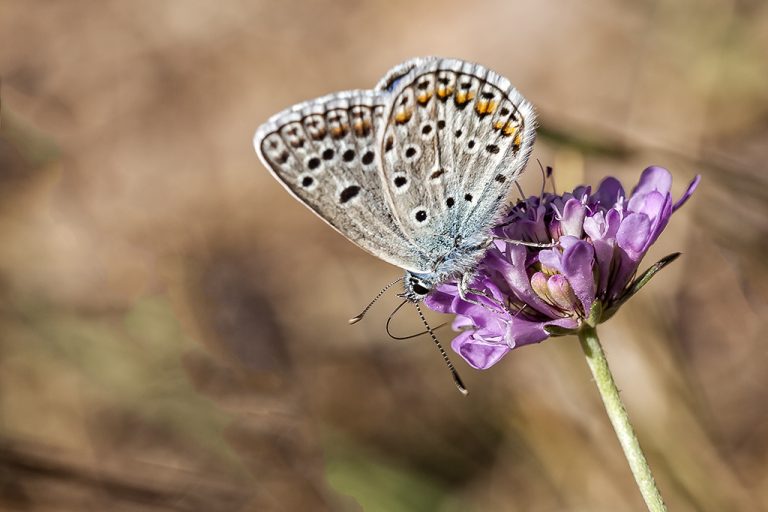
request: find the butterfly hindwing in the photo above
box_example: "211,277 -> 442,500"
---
377,58 -> 537,261
254,90 -> 431,272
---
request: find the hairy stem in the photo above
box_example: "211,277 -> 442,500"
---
578,325 -> 667,512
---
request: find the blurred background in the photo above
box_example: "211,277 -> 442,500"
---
1,1 -> 766,510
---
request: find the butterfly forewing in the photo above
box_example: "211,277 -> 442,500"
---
254,90 -> 430,272
378,58 -> 536,259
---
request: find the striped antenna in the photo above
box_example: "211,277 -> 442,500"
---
415,302 -> 468,396
348,277 -> 403,324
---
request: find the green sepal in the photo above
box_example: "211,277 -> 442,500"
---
544,324 -> 579,337
586,299 -> 603,327
601,252 -> 681,322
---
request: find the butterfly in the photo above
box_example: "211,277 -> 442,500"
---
254,58 -> 538,392
254,57 -> 537,307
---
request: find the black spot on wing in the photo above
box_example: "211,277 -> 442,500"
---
430,169 -> 445,180
340,186 -> 360,203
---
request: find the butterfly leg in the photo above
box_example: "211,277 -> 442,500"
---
492,237 -> 557,248
457,273 -> 512,316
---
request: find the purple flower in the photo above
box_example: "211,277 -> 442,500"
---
425,166 -> 700,370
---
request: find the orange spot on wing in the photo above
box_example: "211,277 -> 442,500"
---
475,99 -> 496,115
353,119 -> 372,136
502,121 -> 518,137
437,86 -> 453,99
309,128 -> 326,140
455,91 -> 474,106
394,109 -> 412,124
331,125 -> 348,138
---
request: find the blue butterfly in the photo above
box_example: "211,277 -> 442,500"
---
254,57 -> 537,392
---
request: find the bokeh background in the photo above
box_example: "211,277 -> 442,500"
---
1,1 -> 766,511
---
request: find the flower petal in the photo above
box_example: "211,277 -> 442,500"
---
547,273 -> 580,311
530,271 -> 551,302
508,317 -> 579,346
572,185 -> 592,201
451,331 -> 510,369
594,177 -> 625,207
590,238 -> 615,296
616,213 -> 651,255
507,322 -> 548,347
453,301 -> 495,329
451,315 -> 474,330
560,240 -> 596,314
538,249 -> 562,273
425,287 -> 457,313
673,174 -> 701,212
583,211 -> 607,240
561,198 -> 586,237
632,166 -> 672,196
628,190 -> 666,219
487,245 -> 562,318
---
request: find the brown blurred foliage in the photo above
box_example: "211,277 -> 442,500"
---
1,1 -> 766,511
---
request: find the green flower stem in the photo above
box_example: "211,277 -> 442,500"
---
578,325 -> 667,512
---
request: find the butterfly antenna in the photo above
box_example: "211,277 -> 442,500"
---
415,302 -> 468,396
387,322 -> 450,340
385,302 -> 449,341
536,159 -> 547,197
514,180 -> 527,202
385,299 -> 409,337
547,166 -> 557,194
349,277 -> 404,324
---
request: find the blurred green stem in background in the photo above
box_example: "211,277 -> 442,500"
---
578,325 -> 667,512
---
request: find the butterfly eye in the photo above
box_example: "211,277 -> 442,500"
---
409,278 -> 429,296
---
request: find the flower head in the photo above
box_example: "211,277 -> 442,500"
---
425,166 -> 700,370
